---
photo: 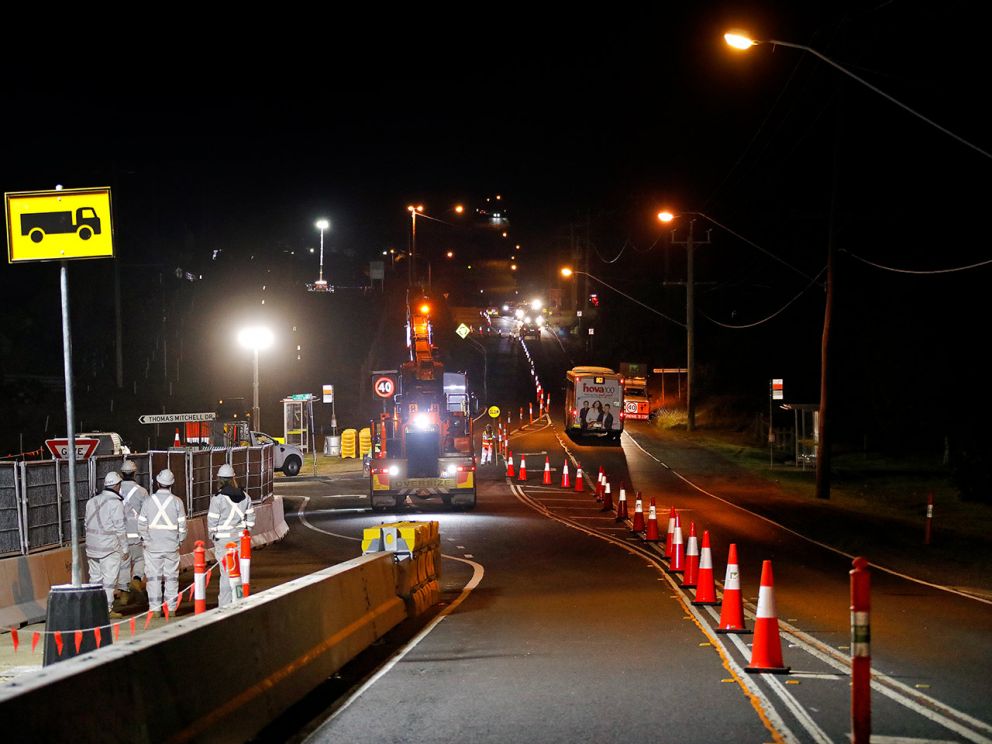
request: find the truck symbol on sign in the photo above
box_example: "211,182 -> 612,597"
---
21,207 -> 102,243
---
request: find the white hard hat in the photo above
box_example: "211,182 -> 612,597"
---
156,469 -> 176,486
104,471 -> 123,488
217,463 -> 235,479
120,460 -> 137,474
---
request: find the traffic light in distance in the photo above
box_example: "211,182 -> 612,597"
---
589,293 -> 599,307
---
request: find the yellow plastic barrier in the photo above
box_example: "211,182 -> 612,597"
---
341,428 -> 357,459
359,427 -> 372,457
361,521 -> 442,616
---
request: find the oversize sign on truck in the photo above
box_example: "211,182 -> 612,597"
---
5,188 -> 114,263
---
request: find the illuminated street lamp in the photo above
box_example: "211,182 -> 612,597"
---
312,218 -> 331,292
237,325 -> 274,430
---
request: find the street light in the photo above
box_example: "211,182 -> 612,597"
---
312,218 -> 331,292
237,325 -> 274,430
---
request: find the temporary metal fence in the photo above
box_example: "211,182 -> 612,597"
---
0,445 -> 274,558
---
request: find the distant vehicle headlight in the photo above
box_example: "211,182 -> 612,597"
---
524,316 -> 532,324
536,316 -> 545,326
514,308 -> 524,319
443,465 -> 456,477
414,413 -> 431,430
388,465 -> 400,476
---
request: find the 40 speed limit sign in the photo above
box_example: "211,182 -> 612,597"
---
373,375 -> 396,399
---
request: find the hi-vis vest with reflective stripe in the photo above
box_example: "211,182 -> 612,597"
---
84,490 -> 126,555
120,481 -> 148,540
208,492 -> 256,541
138,489 -> 187,552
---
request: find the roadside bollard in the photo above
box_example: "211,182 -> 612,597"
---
529,402 -> 534,423
226,542 -> 243,602
240,529 -> 252,598
851,557 -> 871,744
193,540 -> 207,614
924,493 -> 934,545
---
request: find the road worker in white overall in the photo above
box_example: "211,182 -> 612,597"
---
138,469 -> 187,616
85,471 -> 128,618
117,459 -> 149,604
208,463 -> 256,607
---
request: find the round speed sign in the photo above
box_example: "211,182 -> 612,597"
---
487,406 -> 501,419
373,376 -> 396,399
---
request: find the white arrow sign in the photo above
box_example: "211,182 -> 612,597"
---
138,412 -> 217,424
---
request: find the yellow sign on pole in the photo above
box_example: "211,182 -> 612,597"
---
488,406 -> 501,419
5,187 -> 114,263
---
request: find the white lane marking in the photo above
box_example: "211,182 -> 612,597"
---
317,554 -> 485,731
296,498 -> 361,541
622,430 -> 992,607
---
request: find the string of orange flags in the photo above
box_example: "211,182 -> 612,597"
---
7,559 -> 222,655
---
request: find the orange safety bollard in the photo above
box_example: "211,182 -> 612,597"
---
225,542 -> 243,602
574,463 -> 584,492
561,459 -> 571,488
240,529 -> 252,598
529,402 -> 533,423
193,540 -> 207,614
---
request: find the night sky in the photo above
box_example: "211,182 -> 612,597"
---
2,3 -> 989,455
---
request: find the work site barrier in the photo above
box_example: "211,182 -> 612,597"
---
0,445 -> 274,559
0,553 -> 406,744
341,428 -> 357,458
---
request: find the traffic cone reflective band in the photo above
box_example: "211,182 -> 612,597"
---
716,544 -> 749,634
561,459 -> 571,488
240,529 -> 252,598
173,428 -> 181,447
543,456 -> 552,485
644,496 -> 660,541
574,464 -> 584,492
682,522 -> 699,588
668,512 -> 685,573
692,531 -> 719,605
616,484 -> 628,521
506,451 -> 515,478
601,480 -> 613,511
595,472 -> 604,502
631,492 -> 645,532
745,560 -> 790,674
226,542 -> 243,602
193,540 -> 207,614
665,506 -> 677,557
518,455 -> 528,481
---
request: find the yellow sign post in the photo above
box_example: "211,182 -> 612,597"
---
488,406 -> 501,419
5,187 -> 114,262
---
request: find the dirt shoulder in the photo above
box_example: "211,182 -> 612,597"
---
639,424 -> 992,598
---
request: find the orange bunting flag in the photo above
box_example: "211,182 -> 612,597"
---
74,630 -> 83,653
10,628 -> 18,652
163,603 -> 170,621
32,632 -> 41,652
54,631 -> 64,656
113,623 -> 120,641
129,617 -> 137,636
206,568 -> 213,588
144,611 -> 153,630
94,627 -> 102,649
175,591 -> 183,610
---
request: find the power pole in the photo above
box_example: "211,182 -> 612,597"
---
671,219 -> 710,431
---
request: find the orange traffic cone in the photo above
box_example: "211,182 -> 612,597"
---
631,491 -> 645,532
518,455 -> 528,481
667,512 -> 685,573
506,450 -> 515,478
644,496 -> 660,541
225,542 -> 243,602
543,456 -> 552,485
665,506 -> 677,557
173,428 -> 181,447
561,459 -> 571,488
716,543 -> 749,634
601,480 -> 613,511
595,470 -> 604,502
745,560 -> 790,674
692,531 -> 719,605
682,522 -> 699,588
574,464 -> 584,492
615,483 -> 628,521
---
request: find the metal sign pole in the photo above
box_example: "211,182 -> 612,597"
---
60,262 -> 81,587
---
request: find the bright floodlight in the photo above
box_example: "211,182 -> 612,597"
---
724,32 -> 756,50
238,326 -> 274,351
657,211 -> 675,223
315,218 -> 330,230
530,299 -> 543,311
414,413 -> 431,430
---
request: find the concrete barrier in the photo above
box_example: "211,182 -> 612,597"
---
0,496 -> 290,628
0,552 -> 406,743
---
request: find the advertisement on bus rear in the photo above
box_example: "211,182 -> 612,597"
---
571,376 -> 623,432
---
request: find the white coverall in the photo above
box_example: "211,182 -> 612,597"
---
138,489 -> 188,612
84,489 -> 128,609
118,478 -> 149,588
208,486 -> 256,607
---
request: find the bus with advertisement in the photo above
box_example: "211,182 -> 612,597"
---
564,366 -> 624,442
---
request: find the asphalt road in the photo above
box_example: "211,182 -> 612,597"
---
253,317 -> 991,743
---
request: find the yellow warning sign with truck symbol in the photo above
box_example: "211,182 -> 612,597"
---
5,188 -> 114,263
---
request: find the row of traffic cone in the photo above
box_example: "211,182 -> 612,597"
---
576,462 -> 790,675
